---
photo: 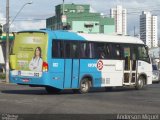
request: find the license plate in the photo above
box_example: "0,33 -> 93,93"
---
22,79 -> 30,82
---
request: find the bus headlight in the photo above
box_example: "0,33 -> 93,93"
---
152,72 -> 158,79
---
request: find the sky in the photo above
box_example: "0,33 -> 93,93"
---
0,0 -> 160,37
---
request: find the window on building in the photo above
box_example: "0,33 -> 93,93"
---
70,10 -> 76,13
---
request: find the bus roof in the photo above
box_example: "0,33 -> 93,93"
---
77,33 -> 144,44
53,30 -> 144,45
17,30 -> 144,45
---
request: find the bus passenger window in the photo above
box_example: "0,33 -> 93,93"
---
112,44 -> 121,59
88,43 -> 95,58
64,41 -> 71,58
70,42 -> 79,58
80,43 -> 88,58
138,46 -> 150,63
52,40 -> 63,58
94,43 -> 111,59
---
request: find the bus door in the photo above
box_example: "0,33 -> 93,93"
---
130,46 -> 138,84
64,59 -> 79,88
64,41 -> 80,89
123,46 -> 137,85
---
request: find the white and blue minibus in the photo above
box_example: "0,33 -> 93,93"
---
9,30 -> 152,93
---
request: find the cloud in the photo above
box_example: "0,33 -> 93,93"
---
1,0 -> 160,38
0,12 -> 46,32
10,20 -> 46,32
0,13 -> 5,25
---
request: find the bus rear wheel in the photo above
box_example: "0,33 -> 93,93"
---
79,78 -> 90,94
45,86 -> 61,94
135,77 -> 145,90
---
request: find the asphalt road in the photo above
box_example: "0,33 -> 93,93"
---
0,83 -> 160,114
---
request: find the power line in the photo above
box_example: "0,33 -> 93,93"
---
1,3 -> 160,22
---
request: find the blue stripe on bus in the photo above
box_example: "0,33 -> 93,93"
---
53,31 -> 86,41
79,59 -> 102,88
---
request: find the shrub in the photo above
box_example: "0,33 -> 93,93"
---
0,73 -> 5,79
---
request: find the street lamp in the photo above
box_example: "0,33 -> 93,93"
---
10,1 -> 33,25
5,1 -> 32,83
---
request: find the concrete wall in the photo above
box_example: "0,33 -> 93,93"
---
72,21 -> 100,33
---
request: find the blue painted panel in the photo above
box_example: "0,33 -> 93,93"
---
71,59 -> 79,88
80,59 -> 98,72
79,59 -> 102,87
10,72 -> 64,89
64,59 -> 72,88
48,73 -> 64,89
49,59 -> 64,73
53,31 -> 85,41
46,59 -> 65,89
9,72 -> 49,86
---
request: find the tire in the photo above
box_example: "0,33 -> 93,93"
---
135,77 -> 145,90
79,78 -> 90,94
45,86 -> 61,94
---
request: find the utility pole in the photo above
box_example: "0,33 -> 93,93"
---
6,0 -> 10,83
62,0 -> 64,15
62,0 -> 66,29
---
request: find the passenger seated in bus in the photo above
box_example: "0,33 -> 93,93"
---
100,52 -> 105,59
29,47 -> 43,72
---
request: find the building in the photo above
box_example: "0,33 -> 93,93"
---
140,11 -> 158,48
46,4 -> 115,34
110,5 -> 127,35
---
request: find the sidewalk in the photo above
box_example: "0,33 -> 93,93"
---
0,79 -> 6,83
0,80 -> 15,85
0,76 -> 7,84
0,72 -> 6,83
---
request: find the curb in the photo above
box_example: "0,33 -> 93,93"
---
0,79 -> 5,82
0,80 -> 13,84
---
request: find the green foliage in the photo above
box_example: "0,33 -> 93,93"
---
0,73 -> 5,79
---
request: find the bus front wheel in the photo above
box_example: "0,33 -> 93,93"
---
135,77 -> 145,90
45,86 -> 61,94
79,78 -> 90,94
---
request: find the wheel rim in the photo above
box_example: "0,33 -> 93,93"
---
81,81 -> 89,92
138,79 -> 144,88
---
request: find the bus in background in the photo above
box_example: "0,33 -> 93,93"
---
9,30 -> 152,94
